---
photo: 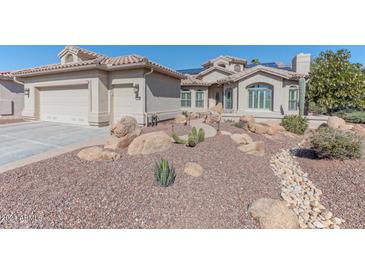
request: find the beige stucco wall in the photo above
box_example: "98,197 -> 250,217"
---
146,70 -> 181,120
237,71 -> 299,115
200,70 -> 231,82
0,80 -> 24,118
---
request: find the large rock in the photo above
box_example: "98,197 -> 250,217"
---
111,116 -> 139,138
238,141 -> 265,156
128,131 -> 171,155
248,198 -> 299,229
77,146 -> 121,161
184,162 -> 204,177
175,114 -> 187,124
327,116 -> 346,129
352,124 -> 365,137
210,102 -> 223,114
239,115 -> 256,124
262,122 -> 285,135
104,128 -> 141,150
205,112 -> 221,124
230,133 -> 253,144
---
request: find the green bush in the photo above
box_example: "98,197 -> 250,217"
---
310,127 -> 363,160
233,121 -> 245,129
182,111 -> 189,117
281,115 -> 309,135
340,111 -> 365,124
154,159 -> 176,187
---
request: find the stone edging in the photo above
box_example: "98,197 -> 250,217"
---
270,149 -> 345,229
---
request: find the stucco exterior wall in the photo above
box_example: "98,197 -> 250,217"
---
146,70 -> 181,120
0,80 -> 24,118
200,70 -> 231,82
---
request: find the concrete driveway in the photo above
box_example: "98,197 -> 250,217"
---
0,121 -> 109,166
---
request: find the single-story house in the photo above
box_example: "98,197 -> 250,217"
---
179,53 -> 310,119
0,72 -> 24,119
12,46 -> 184,126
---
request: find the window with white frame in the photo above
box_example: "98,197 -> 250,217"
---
181,89 -> 191,107
288,86 -> 299,111
248,83 -> 272,110
195,91 -> 204,108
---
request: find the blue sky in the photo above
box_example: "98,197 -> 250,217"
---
1,45 -> 365,72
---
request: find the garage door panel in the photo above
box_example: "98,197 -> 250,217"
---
39,84 -> 89,125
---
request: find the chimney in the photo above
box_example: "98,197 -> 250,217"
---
292,53 -> 311,74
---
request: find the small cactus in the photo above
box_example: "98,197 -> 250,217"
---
154,159 -> 176,187
171,127 -> 205,147
198,128 -> 205,143
171,132 -> 187,144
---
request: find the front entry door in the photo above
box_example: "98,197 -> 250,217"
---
224,88 -> 233,111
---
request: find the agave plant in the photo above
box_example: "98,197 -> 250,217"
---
154,159 -> 176,187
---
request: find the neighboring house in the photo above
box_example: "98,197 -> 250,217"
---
12,46 -> 184,126
0,72 -> 24,119
179,53 -> 310,119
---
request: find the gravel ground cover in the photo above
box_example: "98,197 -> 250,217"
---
297,156 -> 365,228
0,122 -> 296,228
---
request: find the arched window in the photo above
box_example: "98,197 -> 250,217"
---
248,83 -> 273,110
65,54 -> 74,63
224,88 -> 233,110
288,86 -> 299,111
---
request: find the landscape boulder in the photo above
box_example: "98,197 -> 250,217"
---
205,112 -> 221,124
111,116 -> 139,138
175,114 -> 187,124
128,131 -> 171,155
77,146 -> 121,161
327,116 -> 346,129
239,115 -> 256,124
104,128 -> 141,150
230,133 -> 253,144
210,102 -> 223,114
238,141 -> 265,156
184,162 -> 204,177
248,198 -> 299,229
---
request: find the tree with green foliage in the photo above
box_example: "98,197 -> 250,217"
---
307,49 -> 365,114
251,58 -> 260,65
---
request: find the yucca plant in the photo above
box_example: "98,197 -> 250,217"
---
154,159 -> 176,187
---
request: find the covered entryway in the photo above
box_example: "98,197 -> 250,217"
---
112,83 -> 142,123
38,84 -> 89,125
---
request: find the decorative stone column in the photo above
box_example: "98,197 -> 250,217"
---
299,77 -> 306,116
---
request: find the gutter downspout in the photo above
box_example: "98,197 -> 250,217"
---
12,76 -> 24,85
143,67 -> 154,125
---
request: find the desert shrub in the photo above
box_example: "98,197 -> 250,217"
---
233,121 -> 245,128
154,159 -> 176,187
171,132 -> 187,144
182,111 -> 189,117
310,127 -> 363,160
198,128 -> 205,143
171,127 -> 205,147
281,115 -> 308,135
340,111 -> 365,124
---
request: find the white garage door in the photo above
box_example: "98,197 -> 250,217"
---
39,84 -> 89,125
113,84 -> 143,123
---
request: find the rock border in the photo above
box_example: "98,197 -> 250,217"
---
270,149 -> 345,229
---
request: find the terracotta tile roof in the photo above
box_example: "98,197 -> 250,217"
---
12,47 -> 184,79
181,75 -> 212,86
202,55 -> 247,67
0,71 -> 13,80
12,58 -> 102,76
196,65 -> 235,78
217,65 -> 305,83
58,45 -> 105,59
